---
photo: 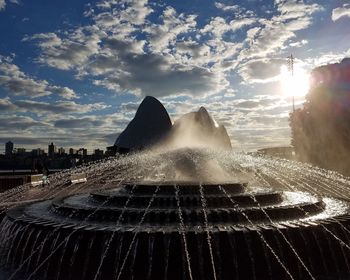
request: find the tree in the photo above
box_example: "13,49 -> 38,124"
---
290,58 -> 350,174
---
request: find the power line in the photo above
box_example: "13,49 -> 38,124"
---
287,54 -> 294,76
287,54 -> 295,112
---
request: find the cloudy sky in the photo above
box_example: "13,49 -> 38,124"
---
0,0 -> 350,152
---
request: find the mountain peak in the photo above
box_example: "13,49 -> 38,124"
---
114,96 -> 172,151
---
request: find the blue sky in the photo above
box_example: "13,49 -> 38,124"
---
0,0 -> 350,152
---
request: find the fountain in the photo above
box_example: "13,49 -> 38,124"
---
1,98 -> 350,279
0,148 -> 350,280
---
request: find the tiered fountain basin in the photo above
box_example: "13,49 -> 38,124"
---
1,182 -> 350,280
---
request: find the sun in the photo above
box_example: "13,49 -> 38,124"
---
279,65 -> 310,98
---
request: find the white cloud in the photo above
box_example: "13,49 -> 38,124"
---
304,49 -> 350,68
215,2 -> 241,12
90,46 -> 227,97
92,1 -> 152,40
332,4 -> 350,21
214,2 -> 254,18
237,1 -> 323,82
0,56 -> 78,99
0,63 -> 50,98
175,40 -> 210,60
24,27 -> 102,71
23,33 -> 62,48
54,117 -> 106,128
0,115 -> 48,131
289,39 -> 308,47
146,7 -> 197,53
0,97 -> 16,111
0,0 -> 5,10
0,101 -> 124,151
201,17 -> 255,39
238,58 -> 285,83
0,112 -> 120,150
13,100 -> 109,115
21,1 -> 254,97
96,0 -> 152,25
0,97 -> 110,118
24,3 -> 230,98
241,20 -> 308,60
50,86 -> 78,100
22,0 -> 324,99
119,0 -> 153,25
0,0 -> 18,11
276,1 -> 323,21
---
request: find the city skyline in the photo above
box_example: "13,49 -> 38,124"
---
0,0 -> 350,151
1,140 -> 105,155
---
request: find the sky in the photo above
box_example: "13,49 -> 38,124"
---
0,0 -> 350,153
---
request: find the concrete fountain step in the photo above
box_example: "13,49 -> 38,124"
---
89,189 -> 283,207
2,182 -> 350,280
6,207 -> 350,233
5,182 -> 329,230
5,183 -> 327,228
121,182 -> 247,195
48,199 -> 326,225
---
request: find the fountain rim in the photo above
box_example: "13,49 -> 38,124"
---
119,181 -> 248,187
5,203 -> 350,233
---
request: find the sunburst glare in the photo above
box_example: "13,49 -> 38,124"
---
280,65 -> 310,97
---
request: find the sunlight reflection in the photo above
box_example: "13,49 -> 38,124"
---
280,65 -> 310,97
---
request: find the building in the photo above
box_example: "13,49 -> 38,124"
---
48,142 -> 57,158
93,149 -> 104,156
69,148 -> 76,155
77,148 -> 87,157
31,148 -> 45,157
58,147 -> 65,155
5,141 -> 13,156
105,145 -> 117,156
15,148 -> 26,155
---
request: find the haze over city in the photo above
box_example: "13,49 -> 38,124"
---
0,0 -> 350,151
